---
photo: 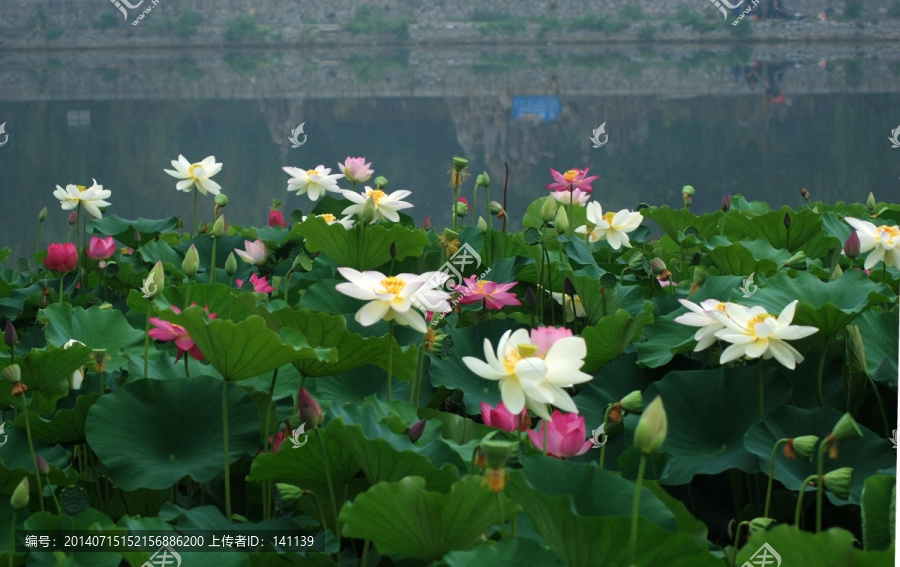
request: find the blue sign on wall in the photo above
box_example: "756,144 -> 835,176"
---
512,96 -> 562,122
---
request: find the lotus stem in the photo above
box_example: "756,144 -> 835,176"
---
817,335 -> 833,407
411,341 -> 426,407
485,186 -> 493,230
144,301 -> 152,379
59,275 -> 65,304
315,429 -> 341,556
386,320 -> 395,402
758,360 -> 765,419
543,245 -> 555,326
21,403 -> 45,511
764,438 -> 789,518
262,368 -> 279,519
815,441 -> 826,533
191,190 -> 198,238
627,453 -> 648,565
497,491 -> 506,539
794,474 -> 817,527
34,222 -> 43,273
222,380 -> 232,520
867,376 -> 891,438
210,236 -> 217,285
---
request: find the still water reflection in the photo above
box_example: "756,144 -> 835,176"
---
1,44 -> 898,262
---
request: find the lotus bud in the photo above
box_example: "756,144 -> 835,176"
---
783,212 -> 791,229
4,321 -> 18,348
452,156 -> 469,173
374,176 -> 388,190
866,192 -> 876,212
829,413 -> 863,442
68,210 -> 78,225
224,252 -> 237,276
39,207 -> 48,222
634,395 -> 667,455
721,193 -> 732,212
784,435 -> 819,461
748,517 -> 777,535
843,231 -> 860,259
476,171 -> 490,188
10,477 -> 29,510
692,266 -> 707,286
524,287 -> 536,307
455,197 -> 469,217
210,214 -> 226,237
540,197 -> 557,223
275,483 -> 304,508
477,216 -> 488,232
554,206 -> 569,234
801,187 -> 810,201
359,197 -> 378,225
182,244 -> 199,277
134,229 -> 141,243
649,258 -> 667,275
489,201 -> 504,216
147,261 -> 165,299
620,390 -> 643,413
831,264 -> 843,280
822,467 -> 854,500
628,254 -> 648,275
407,419 -> 427,443
297,388 -> 323,431
783,251 -> 806,269
389,242 -> 397,259
37,455 -> 50,476
423,216 -> 431,230
479,432 -> 517,470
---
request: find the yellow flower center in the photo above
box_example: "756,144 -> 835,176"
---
379,276 -> 406,296
563,170 -> 579,182
319,214 -> 336,223
747,313 -> 773,334
306,169 -> 317,177
602,211 -> 616,225
715,302 -> 727,312
366,189 -> 387,205
879,225 -> 900,242
503,344 -> 539,374
188,164 -> 201,178
476,281 -> 490,294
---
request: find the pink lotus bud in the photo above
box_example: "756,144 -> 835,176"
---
297,388 -> 323,431
844,230 -> 860,259
407,419 -> 426,443
268,210 -> 287,228
68,211 -> 78,225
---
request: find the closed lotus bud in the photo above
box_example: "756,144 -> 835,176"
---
554,207 -> 569,234
224,252 -> 237,276
489,201 -> 504,216
389,242 -> 397,259
564,277 -> 576,297
524,287 -> 536,307
275,483 -> 304,508
540,197 -> 557,223
68,210 -> 78,225
4,321 -> 18,348
359,196 -> 378,224
822,467 -> 854,500
628,254 -> 648,275
476,171 -> 490,188
844,231 -> 860,259
423,216 -> 431,230
455,197 -> 469,217
147,261 -> 165,299
789,435 -> 819,461
831,264 -> 843,280
692,266 -> 707,285
10,477 -> 29,510
214,193 -> 229,208
801,187 -> 810,201
452,156 -> 469,173
210,214 -> 226,237
374,176 -> 388,190
649,258 -> 667,275
783,251 -> 806,269
721,193 -> 732,212
37,455 -> 50,476
407,419 -> 427,443
477,216 -> 488,232
297,388 -> 323,431
634,395 -> 667,455
866,192 -> 876,212
783,213 -> 791,229
748,517 -> 777,535
182,244 -> 199,277
39,207 -> 48,222
620,390 -> 643,413
829,413 -> 863,442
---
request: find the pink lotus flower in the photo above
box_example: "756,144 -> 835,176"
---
235,239 -> 268,265
454,275 -> 521,310
481,401 -> 530,432
149,305 -> 217,362
551,188 -> 591,205
268,429 -> 288,453
43,243 -> 78,273
527,410 -> 593,459
236,273 -> 275,294
546,168 -> 598,194
338,157 -> 374,184
87,236 -> 116,261
269,210 -> 287,228
529,326 -> 573,356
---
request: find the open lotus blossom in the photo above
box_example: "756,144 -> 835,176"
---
283,165 -> 343,201
527,410 -> 593,458
335,268 -> 452,333
455,275 -> 521,310
714,300 -> 818,369
87,236 -> 116,261
843,217 -> 900,269
462,328 -> 592,421
236,273 -> 275,294
481,401 -> 531,432
674,298 -> 733,351
234,239 -> 268,265
342,186 -> 414,223
338,157 -> 374,184
575,202 -> 643,250
301,213 -> 355,229
53,179 -> 112,219
149,305 -> 217,361
546,168 -> 598,194
548,291 -> 586,322
551,188 -> 591,205
164,155 -> 222,196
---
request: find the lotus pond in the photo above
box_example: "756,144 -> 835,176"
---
0,160 -> 897,567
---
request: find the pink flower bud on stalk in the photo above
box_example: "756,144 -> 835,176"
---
721,193 -> 732,212
68,211 -> 78,225
843,230 -> 860,259
407,420 -> 426,443
4,321 -> 18,348
297,388 -> 323,431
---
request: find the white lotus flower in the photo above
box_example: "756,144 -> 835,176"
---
53,179 -> 112,219
301,213 -> 355,230
714,300 -> 818,369
548,291 -> 586,322
844,217 -> 900,270
551,188 -> 591,205
575,202 -> 643,250
462,329 -> 593,420
164,155 -> 222,196
63,339 -> 87,390
283,165 -> 343,201
335,268 -> 451,333
674,298 -> 732,351
342,186 -> 414,223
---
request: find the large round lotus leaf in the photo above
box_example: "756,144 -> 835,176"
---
442,538 -> 563,567
644,364 -> 793,485
743,405 -> 895,505
735,524 -> 893,567
86,376 -> 260,491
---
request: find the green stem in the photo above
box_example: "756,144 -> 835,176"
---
733,521 -> 748,557
144,301 -> 152,380
764,439 -> 789,518
627,453 -> 648,565
361,540 -> 370,567
210,236 -> 217,285
184,355 -> 190,378
411,341 -> 426,407
599,443 -> 607,470
22,404 -> 45,511
867,376 -> 891,438
59,274 -> 65,303
34,222 -> 43,273
544,245 -> 555,326
386,320 -> 394,403
222,380 -> 232,520
283,271 -> 292,303
496,491 -> 506,539
485,187 -> 493,230
815,442 -> 826,533
315,429 -> 341,556
758,359 -> 765,419
305,490 -> 330,532
794,474 -> 817,527
817,335 -> 833,407
191,190 -> 198,238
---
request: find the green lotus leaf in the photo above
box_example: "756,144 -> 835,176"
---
504,470 -> 722,567
85,376 -> 260,491
743,405 -> 895,505
88,214 -> 180,248
581,304 -> 654,373
729,194 -> 771,215
699,236 -> 790,276
14,343 -> 92,414
634,316 -> 699,368
14,393 -> 100,445
290,216 -> 429,270
24,508 -> 122,567
735,525 -> 893,567
861,474 -> 895,551
163,307 -> 334,381
442,538 -> 563,567
724,206 -> 841,258
641,206 -> 722,241
572,275 -> 647,326
0,421 -> 69,487
852,309 -> 898,380
340,476 -> 517,561
644,364 -> 793,485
